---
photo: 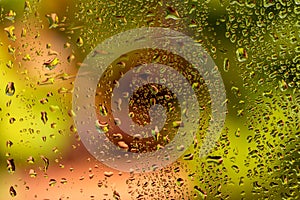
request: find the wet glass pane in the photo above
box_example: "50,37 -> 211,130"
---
0,0 -> 299,199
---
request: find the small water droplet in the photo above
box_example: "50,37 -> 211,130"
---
235,128 -> 241,137
43,57 -> 60,70
6,141 -> 13,148
5,82 -> 15,96
76,37 -> 84,47
7,158 -> 15,173
117,141 -> 129,150
46,13 -> 59,29
9,186 -> 17,197
99,104 -> 108,116
104,171 -> 114,177
29,169 -> 37,177
41,156 -> 49,172
236,48 -> 248,62
41,112 -> 48,124
4,26 -> 16,41
49,179 -> 57,186
223,58 -> 230,72
5,10 -> 16,22
60,178 -> 67,184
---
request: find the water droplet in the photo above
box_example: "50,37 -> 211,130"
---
95,120 -> 109,133
76,37 -> 84,47
117,141 -> 129,150
67,54 -> 75,63
232,165 -> 240,173
4,26 -> 16,41
43,57 -> 60,70
194,186 -> 207,199
177,145 -> 185,151
97,180 -> 103,188
113,191 -> 121,200
46,13 -> 59,29
60,178 -> 67,184
223,58 -> 230,72
21,28 -> 27,37
9,117 -> 16,124
263,0 -> 275,7
41,112 -> 48,124
5,10 -> 16,22
279,79 -> 288,91
27,156 -> 34,164
24,1 -> 31,12
7,158 -> 15,173
183,153 -> 194,160
99,104 -> 108,116
22,54 -> 31,61
9,186 -> 16,197
104,171 -> 114,177
206,155 -> 223,165
5,82 -> 15,96
6,60 -> 13,69
29,169 -> 37,177
235,128 -> 241,137
41,156 -> 49,172
236,48 -> 248,62
6,141 -> 13,148
165,7 -> 181,20
49,105 -> 59,112
172,121 -> 182,128
176,178 -> 184,186
68,110 -> 76,117
49,179 -> 57,186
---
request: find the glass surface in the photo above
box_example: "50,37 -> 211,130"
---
0,0 -> 299,199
